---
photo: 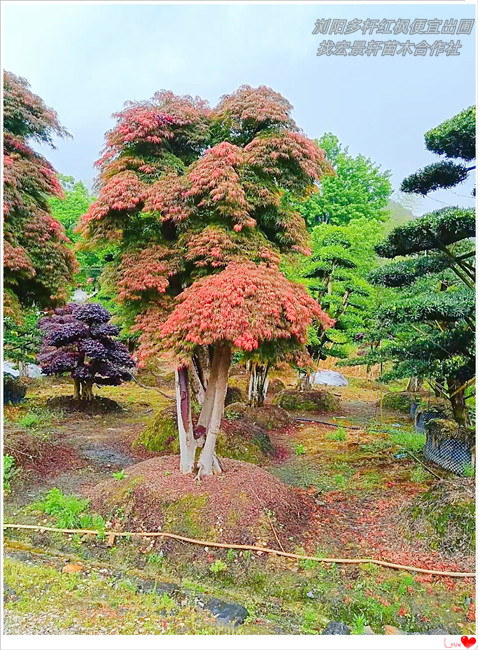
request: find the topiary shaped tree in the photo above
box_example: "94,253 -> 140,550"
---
37,303 -> 135,400
401,106 -> 475,196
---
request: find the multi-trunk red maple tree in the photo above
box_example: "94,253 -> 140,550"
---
79,85 -> 333,475
3,71 -> 77,319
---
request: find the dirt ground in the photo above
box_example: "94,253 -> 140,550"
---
3,368 -> 476,635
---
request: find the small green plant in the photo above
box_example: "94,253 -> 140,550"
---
226,548 -> 237,561
210,559 -> 228,574
410,466 -> 430,483
157,592 -> 176,611
302,606 -> 318,629
351,612 -> 367,635
463,463 -> 475,478
19,411 -> 40,428
326,426 -> 346,442
333,474 -> 346,489
299,557 -> 318,571
225,409 -> 241,421
361,472 -> 382,489
294,443 -> 306,456
112,469 -> 127,481
33,488 -> 105,531
147,552 -> 164,565
3,454 -> 19,493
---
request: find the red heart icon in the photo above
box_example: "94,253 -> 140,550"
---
461,637 -> 476,649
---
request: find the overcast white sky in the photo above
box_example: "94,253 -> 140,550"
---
2,2 -> 476,214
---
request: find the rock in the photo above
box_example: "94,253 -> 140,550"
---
384,625 -> 407,635
363,625 -> 376,634
62,563 -> 83,574
322,621 -> 350,635
135,578 -> 179,595
427,628 -> 450,635
3,374 -> 27,405
203,597 -> 249,626
310,371 -> 348,387
274,389 -> 339,413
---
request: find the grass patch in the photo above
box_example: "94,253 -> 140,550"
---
326,426 -> 346,442
3,454 -> 19,493
32,488 -> 105,534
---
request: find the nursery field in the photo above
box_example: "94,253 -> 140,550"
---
2,68 -> 476,642
3,367 -> 475,636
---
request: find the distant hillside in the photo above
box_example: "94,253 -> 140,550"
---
383,199 -> 417,233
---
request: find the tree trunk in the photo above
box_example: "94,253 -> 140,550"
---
406,377 -> 423,392
448,379 -> 468,426
190,362 -> 205,406
73,378 -> 81,400
298,370 -> 313,391
18,361 -> 28,379
81,380 -> 94,400
175,366 -> 197,474
197,343 -> 231,478
247,362 -> 270,407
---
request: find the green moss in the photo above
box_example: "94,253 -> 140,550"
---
425,418 -> 473,444
162,494 -> 211,539
381,392 -> 415,412
274,390 -> 339,413
402,479 -> 475,555
133,408 -> 179,453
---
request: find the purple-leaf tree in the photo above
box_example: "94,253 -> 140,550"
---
37,303 -> 135,400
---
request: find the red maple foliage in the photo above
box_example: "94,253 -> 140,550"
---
160,262 -> 334,355
3,71 -> 77,318
79,85 -> 333,363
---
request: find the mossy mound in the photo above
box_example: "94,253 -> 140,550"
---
399,478 -> 475,558
425,418 -> 473,444
219,418 -> 275,464
268,378 -> 286,395
381,391 -> 416,412
274,389 -> 339,413
88,456 -> 314,547
134,407 -> 179,454
224,403 -> 291,430
225,386 -> 245,406
415,400 -> 454,422
48,395 -> 122,414
135,405 -> 278,462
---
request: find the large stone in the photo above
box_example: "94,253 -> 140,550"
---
310,371 -> 348,387
274,389 -> 339,413
322,621 -> 350,635
203,598 -> 249,626
134,407 -> 179,453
